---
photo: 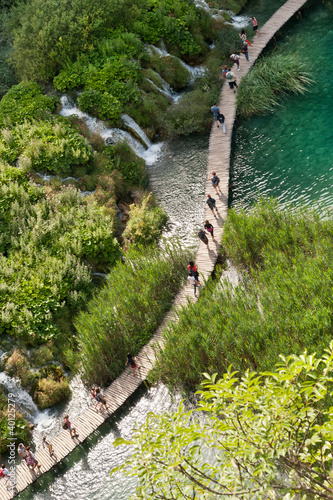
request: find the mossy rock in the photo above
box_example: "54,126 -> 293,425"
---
34,377 -> 70,409
149,55 -> 190,91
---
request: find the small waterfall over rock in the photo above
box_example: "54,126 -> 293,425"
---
194,0 -> 210,12
228,12 -> 250,29
121,114 -> 151,148
145,78 -> 180,103
59,96 -> 163,166
0,372 -> 39,419
149,45 -> 206,83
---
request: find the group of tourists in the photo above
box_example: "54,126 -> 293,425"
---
17,442 -> 42,472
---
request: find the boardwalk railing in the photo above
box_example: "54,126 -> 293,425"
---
0,0 -> 309,497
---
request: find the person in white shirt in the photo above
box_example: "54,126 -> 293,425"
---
230,51 -> 241,71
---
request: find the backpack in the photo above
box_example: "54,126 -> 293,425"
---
226,72 -> 233,80
217,114 -> 224,124
241,45 -> 247,53
198,230 -> 206,240
62,421 -> 68,430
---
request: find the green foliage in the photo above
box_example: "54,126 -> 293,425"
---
0,81 -> 58,127
0,388 -> 30,455
75,244 -> 190,386
152,199 -> 333,389
149,55 -> 190,91
114,346 -> 333,499
0,162 -> 120,343
0,116 -> 93,174
34,376 -> 70,409
103,142 -> 147,186
77,90 -> 122,123
237,53 -> 312,118
123,193 -> 167,246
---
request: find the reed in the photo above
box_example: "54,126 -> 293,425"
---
151,199 -> 333,390
237,54 -> 312,118
75,243 -> 190,386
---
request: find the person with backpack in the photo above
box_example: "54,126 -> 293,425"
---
209,171 -> 222,195
94,387 -> 109,411
0,464 -> 10,484
222,66 -> 229,79
206,194 -> 218,216
198,227 -> 209,246
241,42 -> 251,63
204,220 -> 214,241
226,68 -> 238,93
217,112 -> 226,134
187,261 -> 199,281
230,50 -> 241,71
63,414 -> 77,438
211,103 -> 221,129
187,274 -> 200,297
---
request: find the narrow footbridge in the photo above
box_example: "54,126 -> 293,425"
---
0,0 -> 309,496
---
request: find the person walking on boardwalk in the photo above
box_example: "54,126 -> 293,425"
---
226,68 -> 238,93
230,50 -> 241,71
239,29 -> 251,44
209,171 -> 222,195
126,352 -> 140,376
25,446 -> 41,470
198,227 -> 209,246
222,66 -> 229,79
18,443 -> 28,463
42,436 -> 53,457
211,103 -> 221,129
206,194 -> 218,216
251,16 -> 260,36
0,464 -> 10,484
187,273 -> 199,297
241,42 -> 251,63
217,112 -> 226,134
63,414 -> 77,438
187,261 -> 199,281
204,220 -> 214,241
94,387 -> 109,411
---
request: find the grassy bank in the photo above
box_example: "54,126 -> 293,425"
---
236,53 -> 312,118
151,199 -> 333,390
74,244 -> 190,386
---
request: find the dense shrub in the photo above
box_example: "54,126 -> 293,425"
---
34,377 -> 70,409
103,142 -> 147,186
152,199 -> 333,389
0,116 -> 93,174
149,55 -> 190,91
0,81 -> 58,127
123,193 -> 167,246
75,244 -> 190,385
237,54 -> 312,118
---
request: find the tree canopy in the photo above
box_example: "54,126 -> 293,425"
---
113,344 -> 333,500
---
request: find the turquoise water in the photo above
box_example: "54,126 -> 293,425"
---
230,2 -> 333,207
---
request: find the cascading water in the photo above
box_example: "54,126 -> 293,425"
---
0,372 -> 39,419
121,114 -> 151,148
149,44 -> 206,83
145,78 -> 180,102
59,96 -> 163,166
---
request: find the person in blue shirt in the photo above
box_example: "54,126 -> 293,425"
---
211,103 -> 220,128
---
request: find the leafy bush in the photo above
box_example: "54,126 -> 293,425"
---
77,90 -> 122,123
103,142 -> 147,186
152,199 -> 333,390
123,193 -> 167,246
0,81 -> 58,127
149,55 -> 190,91
34,377 -> 70,409
0,116 -> 93,174
237,54 -> 312,118
75,244 -> 190,385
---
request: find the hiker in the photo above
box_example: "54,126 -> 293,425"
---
206,194 -> 218,216
239,29 -> 251,45
94,387 -> 109,411
198,227 -> 209,246
251,16 -> 260,36
210,103 -> 221,129
226,69 -> 238,93
126,352 -> 140,376
204,220 -> 215,241
63,414 -> 77,438
18,443 -> 28,463
230,50 -> 241,71
0,464 -> 10,484
187,274 -> 199,297
42,436 -> 53,457
209,171 -> 222,195
222,66 -> 229,78
217,112 -> 226,134
241,42 -> 251,63
187,261 -> 199,281
25,446 -> 41,470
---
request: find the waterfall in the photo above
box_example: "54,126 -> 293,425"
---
0,372 -> 39,419
194,0 -> 210,12
59,96 -> 163,166
228,12 -> 250,29
145,78 -> 180,103
149,45 -> 206,83
121,114 -> 151,148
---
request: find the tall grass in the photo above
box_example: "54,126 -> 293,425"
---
151,199 -> 333,390
237,54 -> 312,118
75,243 -> 190,386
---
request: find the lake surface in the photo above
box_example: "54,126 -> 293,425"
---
230,1 -> 333,208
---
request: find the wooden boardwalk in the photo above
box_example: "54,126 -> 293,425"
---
0,0 -> 309,496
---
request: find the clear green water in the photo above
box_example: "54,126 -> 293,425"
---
230,1 -> 333,207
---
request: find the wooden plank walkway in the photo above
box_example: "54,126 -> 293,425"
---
0,0 -> 308,496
